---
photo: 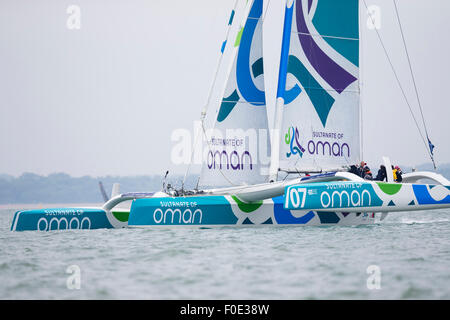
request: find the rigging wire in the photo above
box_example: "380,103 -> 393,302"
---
362,0 -> 435,168
392,0 -> 436,169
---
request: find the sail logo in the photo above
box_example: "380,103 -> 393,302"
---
285,127 -> 350,158
207,150 -> 253,171
285,126 -> 305,158
207,136 -> 253,171
217,0 -> 265,123
280,1 -> 359,127
235,0 -> 265,107
153,208 -> 203,224
307,140 -> 350,158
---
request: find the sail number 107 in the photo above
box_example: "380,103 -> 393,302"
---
285,187 -> 307,209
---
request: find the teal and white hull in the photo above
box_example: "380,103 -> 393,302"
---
127,195 -> 375,228
10,207 -> 129,232
10,197 -> 375,232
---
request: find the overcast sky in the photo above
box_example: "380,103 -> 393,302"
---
1,0 -> 449,177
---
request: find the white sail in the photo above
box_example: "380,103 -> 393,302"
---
200,0 -> 271,187
273,0 -> 361,177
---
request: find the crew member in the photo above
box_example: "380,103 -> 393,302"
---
364,168 -> 373,180
348,165 -> 359,176
358,161 -> 369,178
375,165 -> 387,181
395,166 -> 403,182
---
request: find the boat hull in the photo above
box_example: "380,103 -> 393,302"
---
127,195 -> 375,227
10,207 -> 128,232
284,181 -> 450,212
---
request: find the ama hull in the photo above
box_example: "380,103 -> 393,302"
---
10,207 -> 128,232
127,195 -> 375,227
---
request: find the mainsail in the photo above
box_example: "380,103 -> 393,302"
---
271,0 -> 361,179
200,0 -> 271,187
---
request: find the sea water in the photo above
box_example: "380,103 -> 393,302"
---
0,208 -> 449,299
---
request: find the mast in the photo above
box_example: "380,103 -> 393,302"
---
268,0 -> 295,182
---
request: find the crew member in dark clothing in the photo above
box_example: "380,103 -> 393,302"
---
375,165 -> 387,181
364,168 -> 373,180
349,165 -> 359,175
395,166 -> 403,182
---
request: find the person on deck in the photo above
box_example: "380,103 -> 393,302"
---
348,165 -> 359,176
392,165 -> 397,181
395,166 -> 403,182
375,165 -> 387,181
358,161 -> 369,178
363,168 -> 373,180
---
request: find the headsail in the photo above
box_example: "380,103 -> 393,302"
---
272,0 -> 361,178
200,0 -> 271,187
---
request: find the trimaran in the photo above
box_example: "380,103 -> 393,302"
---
11,0 -> 450,231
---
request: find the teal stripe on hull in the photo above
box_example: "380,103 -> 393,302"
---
127,196 -> 375,227
11,208 -> 114,232
128,196 -> 239,226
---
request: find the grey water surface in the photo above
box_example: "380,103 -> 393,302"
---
1,208 -> 449,299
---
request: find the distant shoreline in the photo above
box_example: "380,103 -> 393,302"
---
0,172 -> 199,205
0,203 -> 103,210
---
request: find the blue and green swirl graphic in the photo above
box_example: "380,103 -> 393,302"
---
285,126 -> 305,158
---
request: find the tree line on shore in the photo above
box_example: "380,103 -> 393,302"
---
0,172 -> 198,204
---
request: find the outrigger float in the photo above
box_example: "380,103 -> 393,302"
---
11,0 -> 450,231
